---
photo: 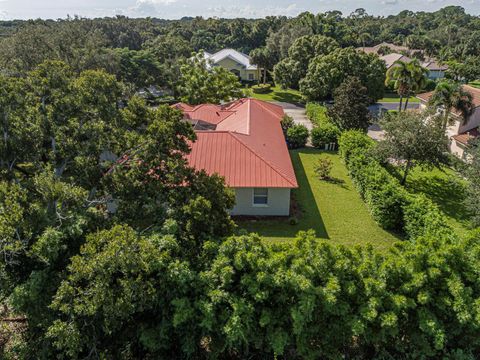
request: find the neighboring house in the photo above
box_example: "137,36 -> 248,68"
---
173,98 -> 298,216
203,49 -> 260,82
417,84 -> 480,160
421,59 -> 448,80
381,53 -> 447,80
381,53 -> 412,69
358,42 -> 422,55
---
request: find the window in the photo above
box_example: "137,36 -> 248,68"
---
253,188 -> 268,206
248,73 -> 254,81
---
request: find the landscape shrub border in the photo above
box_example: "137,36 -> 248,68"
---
338,130 -> 454,240
306,102 -> 340,150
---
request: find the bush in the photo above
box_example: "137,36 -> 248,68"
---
252,83 -> 272,94
286,124 -> 309,149
280,114 -> 294,135
338,130 -> 374,163
314,157 -> 333,180
402,194 -> 453,240
306,102 -> 330,127
307,102 -> 340,149
311,123 -> 340,149
339,130 -> 453,237
289,216 -> 298,225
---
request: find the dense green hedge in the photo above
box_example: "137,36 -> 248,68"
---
252,83 -> 272,93
339,130 -> 453,239
306,103 -> 340,149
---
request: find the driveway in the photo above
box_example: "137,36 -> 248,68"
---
271,101 -> 313,130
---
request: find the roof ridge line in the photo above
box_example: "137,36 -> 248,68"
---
230,132 -> 297,188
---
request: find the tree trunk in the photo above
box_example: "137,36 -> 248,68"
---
443,110 -> 450,132
263,68 -> 267,84
401,159 -> 412,186
403,97 -> 410,111
398,96 -> 403,112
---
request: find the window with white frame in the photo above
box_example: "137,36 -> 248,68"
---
253,188 -> 268,206
248,73 -> 254,80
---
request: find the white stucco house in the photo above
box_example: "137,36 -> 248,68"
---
417,84 -> 480,160
203,49 -> 261,82
173,98 -> 298,216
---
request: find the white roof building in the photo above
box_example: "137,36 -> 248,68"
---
205,49 -> 258,70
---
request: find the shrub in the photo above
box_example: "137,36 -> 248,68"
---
314,157 -> 333,180
338,130 -> 374,163
280,114 -> 294,135
402,194 -> 453,240
252,83 -> 272,94
365,180 -> 406,230
311,123 -> 340,149
286,124 -> 309,149
338,130 -> 452,237
289,216 -> 299,225
306,102 -> 330,127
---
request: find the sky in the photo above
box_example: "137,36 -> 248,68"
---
0,0 -> 478,20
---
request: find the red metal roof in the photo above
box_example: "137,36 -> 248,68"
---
176,98 -> 298,188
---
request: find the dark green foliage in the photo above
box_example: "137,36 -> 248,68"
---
310,124 -> 339,149
378,110 -> 449,185
463,139 -> 480,228
286,124 -> 309,149
329,77 -> 371,132
273,34 -> 339,89
252,83 -> 272,93
306,103 -> 340,149
176,51 -> 244,105
300,47 -> 386,102
338,130 -> 453,237
280,114 -> 294,134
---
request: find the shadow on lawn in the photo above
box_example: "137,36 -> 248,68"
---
271,91 -> 304,105
407,173 -> 471,225
235,150 -> 328,240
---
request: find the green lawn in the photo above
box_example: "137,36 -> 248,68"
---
379,93 -> 420,103
469,81 -> 480,89
237,149 -> 400,251
401,166 -> 471,235
249,85 -> 304,104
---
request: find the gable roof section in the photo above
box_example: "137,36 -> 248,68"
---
417,85 -> 480,110
206,49 -> 258,70
380,53 -> 412,68
177,98 -> 297,188
186,131 -> 297,188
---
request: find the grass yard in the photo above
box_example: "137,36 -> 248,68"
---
379,93 -> 420,103
249,85 -> 304,104
469,81 -> 480,89
399,166 -> 471,235
237,149 -> 400,251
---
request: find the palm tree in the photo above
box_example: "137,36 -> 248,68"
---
385,60 -> 412,111
403,59 -> 428,111
359,32 -> 371,51
429,81 -> 475,131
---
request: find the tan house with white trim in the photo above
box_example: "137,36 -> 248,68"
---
417,84 -> 480,160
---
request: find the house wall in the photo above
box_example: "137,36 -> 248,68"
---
215,57 -> 259,81
449,139 -> 467,160
458,108 -> 480,133
427,70 -> 445,80
230,188 -> 291,216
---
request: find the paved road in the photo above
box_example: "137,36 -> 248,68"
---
369,101 -> 420,116
271,101 -> 313,130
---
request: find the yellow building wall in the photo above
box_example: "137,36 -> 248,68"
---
215,57 -> 259,81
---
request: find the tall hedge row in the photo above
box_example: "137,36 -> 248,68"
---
338,130 -> 453,240
306,103 -> 340,149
